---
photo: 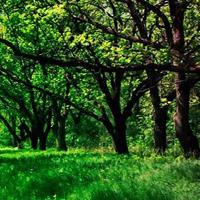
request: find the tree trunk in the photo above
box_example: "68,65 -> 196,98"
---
39,132 -> 48,150
153,106 -> 167,153
30,135 -> 38,150
169,3 -> 200,157
52,100 -> 68,151
147,69 -> 167,153
56,118 -> 67,151
112,132 -> 129,154
174,72 -> 200,157
112,121 -> 129,154
12,137 -> 18,147
10,116 -> 18,147
30,122 -> 41,150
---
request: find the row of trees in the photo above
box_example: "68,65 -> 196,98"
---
0,0 -> 199,156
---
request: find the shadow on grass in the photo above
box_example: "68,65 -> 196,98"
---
0,148 -> 199,200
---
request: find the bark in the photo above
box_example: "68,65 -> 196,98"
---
110,73 -> 129,154
10,116 -> 18,147
147,70 -> 167,153
31,121 -> 43,150
39,109 -> 52,150
112,124 -> 129,154
31,119 -> 51,151
174,72 -> 200,157
0,114 -> 21,148
19,121 -> 32,149
169,2 -> 200,157
153,106 -> 167,153
39,132 -> 48,150
56,117 -> 67,151
12,137 -> 18,147
104,113 -> 129,154
30,135 -> 38,150
53,100 -> 67,151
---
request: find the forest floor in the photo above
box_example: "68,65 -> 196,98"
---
0,148 -> 200,200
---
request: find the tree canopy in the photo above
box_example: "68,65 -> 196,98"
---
0,0 -> 199,157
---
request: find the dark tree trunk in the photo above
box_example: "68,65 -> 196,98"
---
30,135 -> 38,150
0,114 -> 22,148
52,99 -> 68,151
174,72 -> 200,157
31,122 -> 42,150
56,117 -> 67,151
102,113 -> 129,154
112,129 -> 129,154
39,109 -> 52,151
38,121 -> 48,150
112,118 -> 129,154
39,132 -> 48,150
147,70 -> 168,153
153,106 -> 167,153
169,2 -> 200,157
12,137 -> 18,147
10,116 -> 18,147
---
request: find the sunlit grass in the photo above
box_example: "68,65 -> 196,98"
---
0,148 -> 199,200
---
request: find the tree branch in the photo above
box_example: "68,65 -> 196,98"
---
123,74 -> 164,119
0,38 -> 200,73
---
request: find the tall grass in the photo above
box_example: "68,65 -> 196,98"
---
0,148 -> 199,200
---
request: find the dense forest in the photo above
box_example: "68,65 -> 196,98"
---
0,0 -> 199,199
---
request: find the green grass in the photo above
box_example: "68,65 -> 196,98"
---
0,148 -> 200,200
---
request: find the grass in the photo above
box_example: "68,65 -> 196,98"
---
0,148 -> 200,200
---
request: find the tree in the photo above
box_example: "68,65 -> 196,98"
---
0,0 -> 199,155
